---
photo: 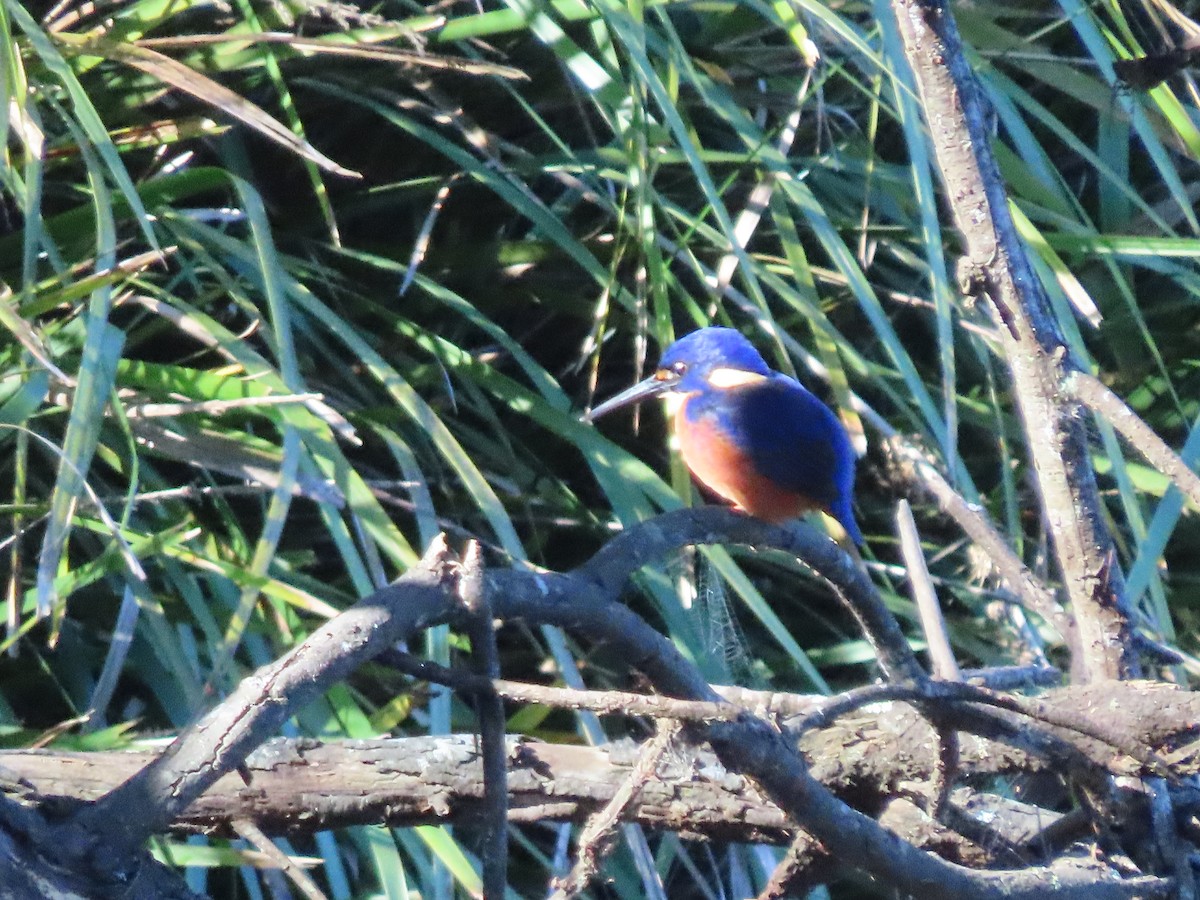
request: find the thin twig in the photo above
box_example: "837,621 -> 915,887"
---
551,721 -> 683,899
1066,369 -> 1200,513
122,391 -> 326,419
134,32 -> 529,79
757,833 -> 833,900
884,434 -> 1071,641
231,819 -> 327,900
897,499 -> 961,681
459,541 -> 508,900
893,500 -> 962,820
382,646 -> 1059,723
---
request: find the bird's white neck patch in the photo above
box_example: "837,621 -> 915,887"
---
706,368 -> 767,389
663,392 -> 688,417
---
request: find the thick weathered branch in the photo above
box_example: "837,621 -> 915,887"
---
0,736 -> 782,844
889,0 -> 1139,681
6,680 -> 1195,844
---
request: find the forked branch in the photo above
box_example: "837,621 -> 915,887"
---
888,0 -> 1139,681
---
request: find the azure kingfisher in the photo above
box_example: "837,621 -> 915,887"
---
586,327 -> 863,545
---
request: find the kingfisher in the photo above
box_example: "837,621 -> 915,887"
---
586,327 -> 863,545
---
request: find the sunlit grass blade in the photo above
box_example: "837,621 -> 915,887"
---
1009,203 -> 1102,327
499,0 -> 622,109
51,33 -> 358,179
1124,416 -> 1200,624
1057,0 -> 1198,232
4,0 -> 160,252
86,583 -> 141,728
207,426 -> 302,690
226,0 -> 340,242
879,4 -> 958,464
35,321 -> 124,623
287,286 -> 529,556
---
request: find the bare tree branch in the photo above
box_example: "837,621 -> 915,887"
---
1065,368 -> 1200,513
458,540 -> 508,900
58,537 -> 460,875
5,682 -> 1195,844
888,0 -> 1139,681
22,511 -> 1178,898
385,652 -> 1060,723
576,508 -> 925,682
882,433 -> 1071,640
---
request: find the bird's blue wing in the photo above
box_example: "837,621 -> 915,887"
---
717,378 -> 861,541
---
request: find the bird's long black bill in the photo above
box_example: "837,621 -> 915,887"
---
582,376 -> 669,422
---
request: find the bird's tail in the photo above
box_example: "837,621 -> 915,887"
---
829,498 -> 864,547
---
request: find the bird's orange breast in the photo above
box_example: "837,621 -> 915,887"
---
675,405 -> 819,524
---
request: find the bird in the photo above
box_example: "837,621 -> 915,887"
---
586,327 -> 863,545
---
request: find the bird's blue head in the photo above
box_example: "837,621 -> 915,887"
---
585,327 -> 772,421
658,327 -> 771,391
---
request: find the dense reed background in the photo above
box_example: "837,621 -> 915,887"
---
3,0 -> 1200,895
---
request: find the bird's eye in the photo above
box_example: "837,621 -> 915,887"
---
655,363 -> 682,381
654,361 -> 688,381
